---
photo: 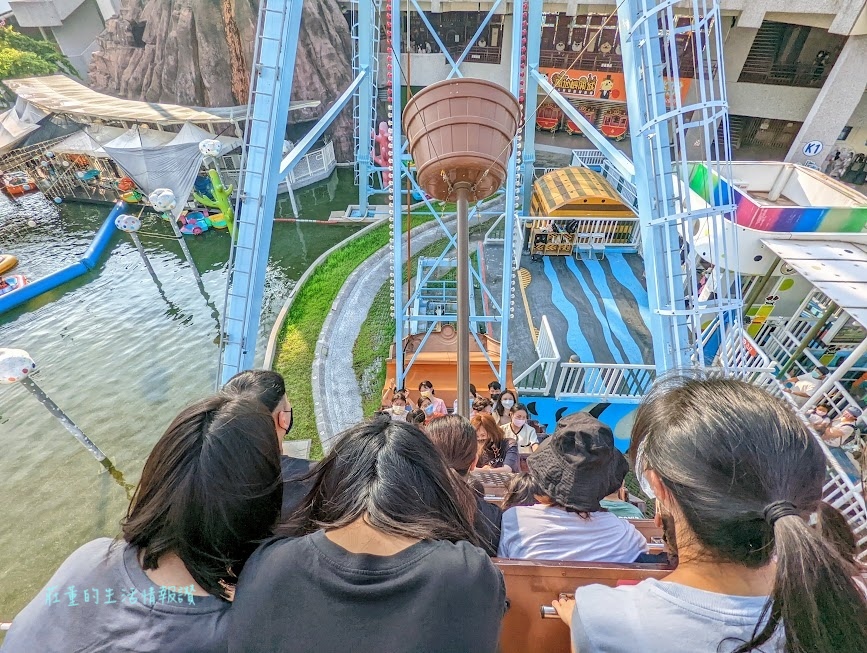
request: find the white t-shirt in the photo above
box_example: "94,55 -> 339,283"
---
788,374 -> 821,407
501,422 -> 538,451
497,504 -> 648,562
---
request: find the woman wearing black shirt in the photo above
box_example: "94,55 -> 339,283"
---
472,412 -> 519,472
229,416 -> 506,653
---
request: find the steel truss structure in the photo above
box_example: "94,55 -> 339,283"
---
384,0 -> 526,390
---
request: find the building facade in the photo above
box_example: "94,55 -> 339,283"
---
372,1 -> 867,181
8,0 -> 119,77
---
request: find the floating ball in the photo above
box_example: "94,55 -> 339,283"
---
115,213 -> 142,232
0,348 -> 36,384
54,197 -> 62,204
198,139 -> 223,157
148,188 -> 176,212
44,151 -> 54,159
27,219 -> 37,227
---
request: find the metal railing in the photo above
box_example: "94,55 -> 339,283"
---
571,149 -> 607,170
513,315 -> 560,395
555,362 -> 656,401
738,62 -> 830,89
287,140 -> 336,188
528,215 -> 640,250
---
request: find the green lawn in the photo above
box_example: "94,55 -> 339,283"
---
272,223 -> 390,458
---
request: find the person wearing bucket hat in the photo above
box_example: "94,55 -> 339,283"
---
824,404 -> 862,447
496,413 -> 647,562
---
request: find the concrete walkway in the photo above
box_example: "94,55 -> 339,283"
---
312,214 -> 459,453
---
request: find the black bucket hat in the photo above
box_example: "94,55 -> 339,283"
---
526,412 -> 628,512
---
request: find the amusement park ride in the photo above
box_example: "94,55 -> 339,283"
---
215,0 -> 866,554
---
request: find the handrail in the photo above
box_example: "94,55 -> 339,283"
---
555,362 -> 655,402
513,315 -> 560,395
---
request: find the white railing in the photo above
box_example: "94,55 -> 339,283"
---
513,212 -> 524,269
600,160 -> 639,210
287,140 -> 336,187
513,315 -> 560,395
821,445 -> 867,561
483,212 -> 506,243
555,363 -> 656,402
528,215 -> 640,250
571,148 -> 607,169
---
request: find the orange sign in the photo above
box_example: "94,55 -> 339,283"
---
539,68 -> 692,108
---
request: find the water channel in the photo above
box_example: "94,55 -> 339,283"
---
0,169 -> 361,620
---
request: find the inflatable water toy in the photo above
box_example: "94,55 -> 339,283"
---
117,177 -> 136,192
121,190 -> 143,203
0,275 -> 28,296
192,169 -> 235,235
0,202 -> 126,316
0,254 -> 18,274
179,211 -> 210,235
76,170 -> 100,182
207,212 -> 228,229
2,171 -> 37,196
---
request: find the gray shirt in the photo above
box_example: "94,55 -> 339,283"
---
572,578 -> 783,653
1,538 -> 230,653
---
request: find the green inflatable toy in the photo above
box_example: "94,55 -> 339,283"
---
193,169 -> 235,236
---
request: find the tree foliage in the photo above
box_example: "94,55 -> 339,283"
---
0,25 -> 78,80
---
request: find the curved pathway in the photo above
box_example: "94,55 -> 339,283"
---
313,215 -> 459,452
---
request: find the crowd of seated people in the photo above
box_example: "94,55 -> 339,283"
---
3,373 -> 866,653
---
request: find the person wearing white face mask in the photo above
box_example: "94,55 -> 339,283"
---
501,403 -> 539,453
783,365 -> 829,408
390,391 -> 409,421
493,390 -> 519,426
418,380 -> 448,416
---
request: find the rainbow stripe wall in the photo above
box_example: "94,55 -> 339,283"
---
689,163 -> 867,233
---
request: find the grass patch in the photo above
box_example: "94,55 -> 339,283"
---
273,224 -> 390,458
272,214 -> 440,458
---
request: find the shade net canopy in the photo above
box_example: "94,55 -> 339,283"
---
104,125 -> 207,218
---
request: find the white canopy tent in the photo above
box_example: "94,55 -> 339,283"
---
0,98 -> 49,154
103,125 -> 209,218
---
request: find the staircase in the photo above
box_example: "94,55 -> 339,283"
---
217,0 -> 304,384
350,0 -> 382,187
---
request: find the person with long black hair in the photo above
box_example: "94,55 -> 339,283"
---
229,416 -> 506,653
425,414 -> 503,556
553,375 -> 867,653
3,394 -> 283,652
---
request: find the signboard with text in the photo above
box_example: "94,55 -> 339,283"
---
539,68 -> 692,108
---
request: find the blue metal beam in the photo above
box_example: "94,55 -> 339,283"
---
356,0 -> 374,214
391,0 -> 404,387
531,69 -> 636,182
522,0 -> 542,211
219,0 -> 304,383
409,0 -> 462,76
499,0 -> 524,387
279,70 -> 366,178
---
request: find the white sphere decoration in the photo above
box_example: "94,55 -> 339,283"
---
62,161 -> 70,168
0,348 -> 36,384
27,219 -> 37,227
115,213 -> 142,233
148,188 -> 177,212
199,139 -> 223,157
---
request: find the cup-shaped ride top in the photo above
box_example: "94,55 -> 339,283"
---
403,78 -> 520,202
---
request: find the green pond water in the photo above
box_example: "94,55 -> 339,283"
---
0,169 -> 362,622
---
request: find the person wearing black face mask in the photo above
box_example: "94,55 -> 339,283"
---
488,381 -> 502,402
223,370 -> 315,522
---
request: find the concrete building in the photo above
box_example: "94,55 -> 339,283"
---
7,0 -> 119,77
372,1 -> 867,182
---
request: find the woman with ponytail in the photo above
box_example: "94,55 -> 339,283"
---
552,375 -> 867,653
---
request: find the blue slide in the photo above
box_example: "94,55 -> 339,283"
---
0,201 -> 126,315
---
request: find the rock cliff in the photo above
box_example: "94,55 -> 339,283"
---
88,0 -> 355,160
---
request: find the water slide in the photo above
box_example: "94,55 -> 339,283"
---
0,201 -> 126,315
